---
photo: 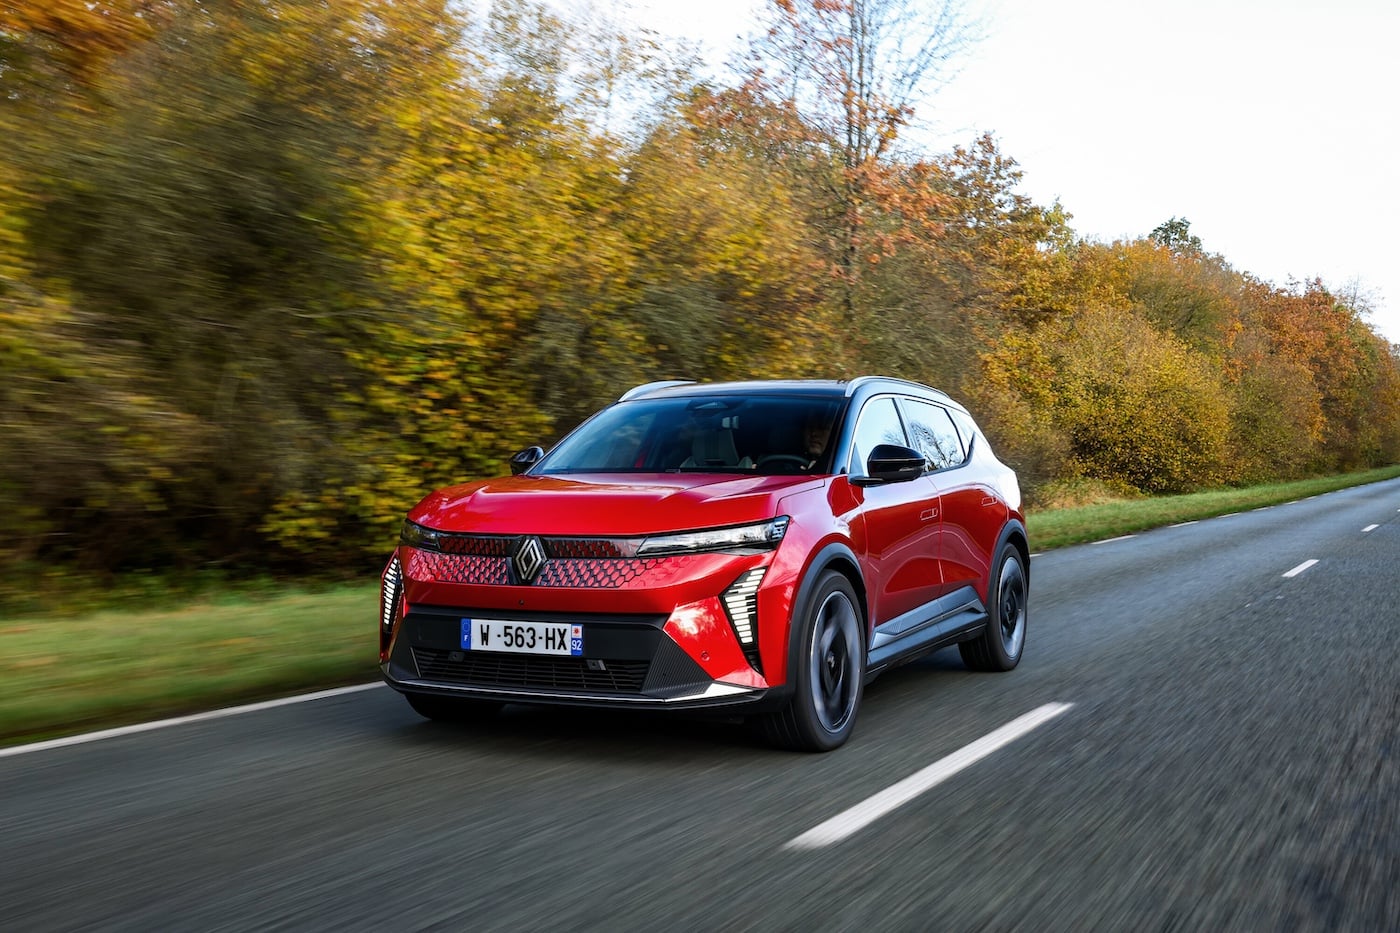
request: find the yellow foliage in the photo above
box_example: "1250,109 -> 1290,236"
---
977,305 -> 1231,494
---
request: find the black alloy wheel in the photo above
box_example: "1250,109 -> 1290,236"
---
763,571 -> 865,752
959,542 -> 1028,672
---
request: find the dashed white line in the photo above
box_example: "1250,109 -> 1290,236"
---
0,682 -> 385,759
784,703 -> 1074,850
1363,524 -> 1379,533
1170,520 -> 1199,528
1094,535 -> 1136,545
1283,559 -> 1319,579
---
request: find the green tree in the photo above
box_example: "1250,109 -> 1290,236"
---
1150,216 -> 1203,255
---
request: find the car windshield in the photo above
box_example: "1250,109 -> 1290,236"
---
536,395 -> 844,475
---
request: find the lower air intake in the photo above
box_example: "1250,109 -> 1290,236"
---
411,648 -> 648,694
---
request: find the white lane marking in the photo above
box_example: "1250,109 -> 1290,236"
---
1283,560 -> 1319,579
0,682 -> 385,759
1170,520 -> 1199,528
1252,506 -> 1272,512
1363,524 -> 1379,533
1094,535 -> 1136,545
784,703 -> 1074,850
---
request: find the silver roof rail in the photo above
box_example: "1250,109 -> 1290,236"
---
618,380 -> 696,401
845,375 -> 954,403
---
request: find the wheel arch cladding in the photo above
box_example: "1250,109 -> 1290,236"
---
792,542 -> 868,644
998,519 -> 1030,582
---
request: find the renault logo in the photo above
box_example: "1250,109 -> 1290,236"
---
512,536 -> 547,585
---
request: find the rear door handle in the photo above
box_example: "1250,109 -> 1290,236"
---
981,496 -> 998,507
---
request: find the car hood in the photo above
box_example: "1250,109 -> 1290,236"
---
408,473 -> 824,537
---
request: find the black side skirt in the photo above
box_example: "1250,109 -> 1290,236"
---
866,586 -> 986,677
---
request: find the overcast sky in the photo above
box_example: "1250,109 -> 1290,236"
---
581,0 -> 1400,343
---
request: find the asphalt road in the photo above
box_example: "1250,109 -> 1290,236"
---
3,479 -> 1398,931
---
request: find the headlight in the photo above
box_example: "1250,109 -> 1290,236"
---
637,517 -> 789,557
400,519 -> 442,550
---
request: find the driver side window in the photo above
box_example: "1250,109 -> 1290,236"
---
848,397 -> 909,477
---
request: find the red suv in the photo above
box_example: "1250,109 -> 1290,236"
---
379,378 -> 1028,750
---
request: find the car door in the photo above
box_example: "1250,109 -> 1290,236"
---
841,395 -> 943,626
900,398 -> 1000,598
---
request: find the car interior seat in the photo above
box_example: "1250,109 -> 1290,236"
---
682,427 -> 752,469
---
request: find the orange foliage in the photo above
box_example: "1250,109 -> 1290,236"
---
0,0 -> 160,86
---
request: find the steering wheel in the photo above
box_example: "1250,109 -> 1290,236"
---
756,454 -> 811,473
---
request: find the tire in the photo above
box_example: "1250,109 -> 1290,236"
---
404,691 -> 502,722
959,542 -> 1028,672
762,571 -> 865,752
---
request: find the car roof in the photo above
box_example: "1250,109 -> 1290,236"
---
619,377 -> 959,408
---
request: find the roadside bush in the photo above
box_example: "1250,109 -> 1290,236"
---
977,305 -> 1231,494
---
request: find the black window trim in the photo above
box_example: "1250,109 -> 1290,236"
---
893,395 -> 971,474
844,393 -> 916,479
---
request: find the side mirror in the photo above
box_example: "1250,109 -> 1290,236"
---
509,446 -> 545,475
858,444 -> 926,485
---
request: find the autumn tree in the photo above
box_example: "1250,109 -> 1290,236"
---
614,85 -> 829,382
749,0 -> 975,327
1070,234 -> 1245,355
0,0 -> 159,95
854,135 -> 1070,391
1245,281 -> 1398,471
7,0 -> 451,569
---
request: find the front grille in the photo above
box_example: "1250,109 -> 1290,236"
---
406,547 -> 699,589
437,535 -> 513,557
407,550 -> 511,586
545,538 -> 631,559
534,558 -> 665,588
412,647 -> 649,694
428,533 -> 636,559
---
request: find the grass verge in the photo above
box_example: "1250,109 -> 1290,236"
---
1,585 -> 379,747
1026,465 -> 1400,550
3,466 -> 1397,749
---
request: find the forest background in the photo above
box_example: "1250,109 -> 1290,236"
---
2,0 -> 1397,608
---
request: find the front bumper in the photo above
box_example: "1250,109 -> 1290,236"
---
383,604 -> 773,709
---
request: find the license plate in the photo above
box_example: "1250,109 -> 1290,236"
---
461,618 -> 583,656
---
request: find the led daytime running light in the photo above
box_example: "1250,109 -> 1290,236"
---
381,556 -> 403,633
722,568 -> 767,645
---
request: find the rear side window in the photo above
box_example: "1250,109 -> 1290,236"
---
946,407 -> 981,455
901,399 -> 966,470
